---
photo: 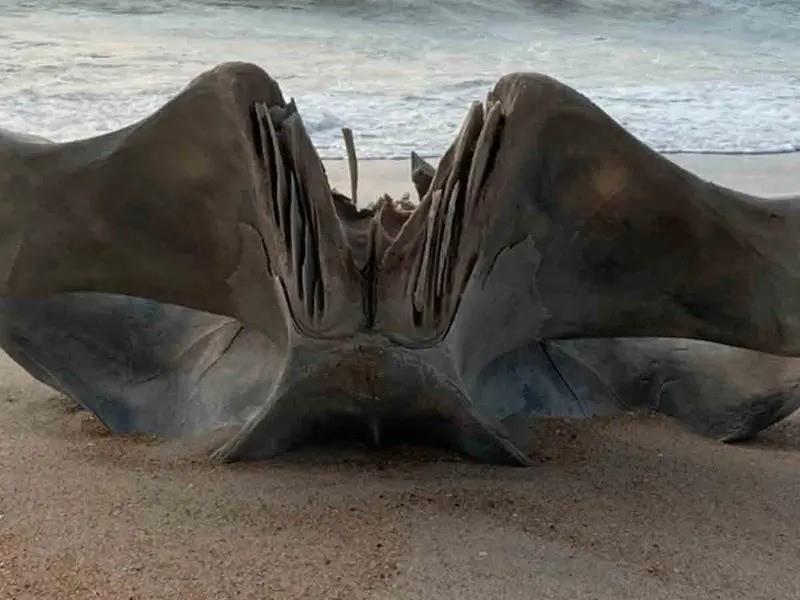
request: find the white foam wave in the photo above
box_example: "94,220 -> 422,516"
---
0,0 -> 798,158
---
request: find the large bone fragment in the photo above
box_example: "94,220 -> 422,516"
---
1,63 -> 799,465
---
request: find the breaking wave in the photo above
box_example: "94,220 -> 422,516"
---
1,0 -> 798,157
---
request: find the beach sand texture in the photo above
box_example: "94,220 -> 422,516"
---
1,155 -> 799,599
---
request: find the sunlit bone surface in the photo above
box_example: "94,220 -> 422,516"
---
1,62 -> 799,465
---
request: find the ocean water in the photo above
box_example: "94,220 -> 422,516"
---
1,0 -> 798,158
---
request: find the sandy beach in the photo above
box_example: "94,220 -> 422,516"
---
2,154 -> 800,599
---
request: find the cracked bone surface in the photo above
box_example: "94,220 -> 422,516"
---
1,62 -> 800,465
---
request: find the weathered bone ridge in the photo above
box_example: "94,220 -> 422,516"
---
1,62 -> 799,465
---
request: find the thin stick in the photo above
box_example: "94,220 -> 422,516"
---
342,127 -> 358,205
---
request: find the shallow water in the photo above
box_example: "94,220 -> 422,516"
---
1,0 -> 798,157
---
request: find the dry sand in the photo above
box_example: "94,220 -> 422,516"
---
2,154 -> 800,599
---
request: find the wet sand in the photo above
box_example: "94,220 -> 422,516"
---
2,154 -> 800,599
325,152 -> 800,206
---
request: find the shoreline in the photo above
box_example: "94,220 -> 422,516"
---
324,152 -> 800,206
